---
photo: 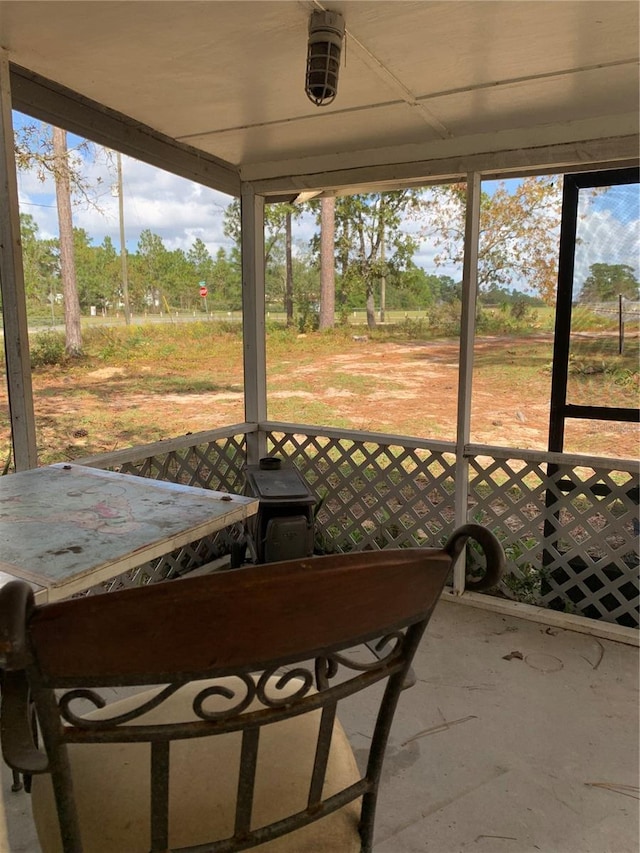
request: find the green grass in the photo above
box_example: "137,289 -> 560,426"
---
0,311 -> 637,465
267,397 -> 352,428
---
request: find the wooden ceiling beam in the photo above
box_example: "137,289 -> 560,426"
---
9,64 -> 241,197
244,123 -> 640,195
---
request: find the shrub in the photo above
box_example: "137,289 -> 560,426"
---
297,306 -> 319,333
510,296 -> 533,322
395,316 -> 429,338
429,300 -> 462,336
30,331 -> 67,367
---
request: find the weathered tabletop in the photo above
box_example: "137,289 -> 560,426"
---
0,463 -> 258,602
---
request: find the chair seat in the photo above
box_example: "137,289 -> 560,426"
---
32,675 -> 363,853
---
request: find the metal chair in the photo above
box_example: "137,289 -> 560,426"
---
0,524 -> 502,853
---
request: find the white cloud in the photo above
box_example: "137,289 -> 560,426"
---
574,206 -> 640,293
16,121 -> 635,293
13,120 -> 466,282
17,142 -> 235,258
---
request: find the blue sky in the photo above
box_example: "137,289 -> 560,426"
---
13,113 -> 639,293
590,183 -> 640,224
15,120 -> 459,280
574,183 -> 640,292
14,113 -> 234,258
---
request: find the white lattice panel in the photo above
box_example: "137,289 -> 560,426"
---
79,430 -> 249,592
266,428 -> 457,552
78,425 -> 638,627
467,452 -> 639,628
114,434 -> 247,493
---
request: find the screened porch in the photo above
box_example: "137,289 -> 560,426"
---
0,2 -> 638,849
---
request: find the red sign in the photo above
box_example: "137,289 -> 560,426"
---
199,286 -> 208,297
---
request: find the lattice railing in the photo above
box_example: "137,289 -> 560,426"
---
266,425 -> 457,553
81,534 -> 222,596
76,423 -> 639,627
466,446 -> 639,628
76,426 -> 252,591
87,431 -> 250,493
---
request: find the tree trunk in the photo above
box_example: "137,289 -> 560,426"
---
337,217 -> 350,321
379,229 -> 386,323
52,127 -> 82,356
116,151 -> 131,324
319,197 -> 335,330
284,210 -> 293,326
366,286 -> 376,329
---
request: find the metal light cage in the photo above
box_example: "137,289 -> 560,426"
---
305,9 -> 345,107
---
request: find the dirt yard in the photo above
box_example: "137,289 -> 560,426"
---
268,335 -> 639,457
5,331 -> 639,464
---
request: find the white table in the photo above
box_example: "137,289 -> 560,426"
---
0,463 -> 258,602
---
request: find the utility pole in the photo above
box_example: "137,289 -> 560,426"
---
285,209 -> 294,326
116,152 -> 131,324
379,229 -> 386,323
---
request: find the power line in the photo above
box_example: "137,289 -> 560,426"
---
20,200 -> 56,208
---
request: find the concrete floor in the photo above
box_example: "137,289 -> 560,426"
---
0,598 -> 637,853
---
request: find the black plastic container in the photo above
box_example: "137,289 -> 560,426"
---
243,457 -> 316,563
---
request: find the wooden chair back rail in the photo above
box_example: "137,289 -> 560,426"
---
0,524 -> 504,853
27,550 -> 449,684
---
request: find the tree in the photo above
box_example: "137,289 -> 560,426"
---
53,126 -> 82,355
14,120 -> 105,204
72,229 -> 123,311
19,214 -> 57,307
223,200 -> 302,314
425,176 -> 562,304
385,266 -> 450,310
15,120 -> 108,345
73,228 -> 102,308
579,263 -> 639,302
318,197 -> 336,329
164,248 -> 194,309
291,251 -> 320,330
186,238 -> 215,309
212,247 -> 242,310
98,237 -> 124,312
333,190 -> 423,328
133,230 -> 170,310
187,238 -> 213,282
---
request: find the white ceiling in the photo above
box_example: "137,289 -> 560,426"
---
1,0 -> 638,195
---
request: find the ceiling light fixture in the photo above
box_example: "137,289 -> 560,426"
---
305,9 -> 345,107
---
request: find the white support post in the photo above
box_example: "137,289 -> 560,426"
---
241,185 -> 267,464
0,52 -> 38,470
453,172 -> 481,593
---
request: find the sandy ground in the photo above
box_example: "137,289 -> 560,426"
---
15,337 -> 640,462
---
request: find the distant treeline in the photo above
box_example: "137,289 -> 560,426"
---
19,213 -> 545,322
